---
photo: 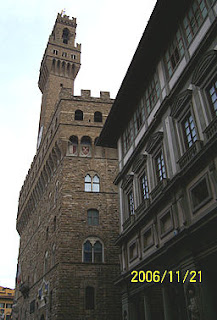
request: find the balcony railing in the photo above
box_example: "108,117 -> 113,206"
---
150,178 -> 168,201
178,140 -> 203,169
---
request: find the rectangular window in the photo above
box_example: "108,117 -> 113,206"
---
53,49 -> 58,55
190,175 -> 211,212
165,29 -> 184,77
62,52 -> 67,57
71,54 -> 76,59
123,120 -> 134,154
182,112 -> 197,148
128,191 -> 135,215
155,151 -> 166,182
160,211 -> 173,236
6,304 -> 12,308
144,73 -> 160,114
207,77 -> 217,116
183,0 -> 208,44
140,173 -> 149,200
143,228 -> 154,250
0,303 -> 4,308
133,100 -> 145,135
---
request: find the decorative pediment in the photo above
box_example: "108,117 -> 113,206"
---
121,174 -> 134,190
145,132 -> 163,154
171,89 -> 192,118
192,50 -> 217,86
132,154 -> 147,173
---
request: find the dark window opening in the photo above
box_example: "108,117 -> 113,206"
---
62,28 -> 69,44
191,177 -> 211,211
84,240 -> 92,262
75,110 -> 83,120
94,111 -> 102,122
87,209 -> 99,226
207,77 -> 217,116
94,241 -> 102,262
85,286 -> 95,310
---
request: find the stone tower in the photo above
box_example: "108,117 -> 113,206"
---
37,13 -> 81,145
14,13 -> 121,320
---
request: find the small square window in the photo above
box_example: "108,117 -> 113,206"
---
143,228 -> 154,250
160,211 -> 173,236
190,175 -> 211,212
129,242 -> 138,261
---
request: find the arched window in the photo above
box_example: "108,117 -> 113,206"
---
75,109 -> 83,120
85,175 -> 92,192
68,135 -> 78,155
94,241 -> 102,262
83,240 -> 92,262
62,28 -> 69,44
93,175 -> 100,192
85,286 -> 95,310
87,209 -> 99,225
94,111 -> 102,122
80,136 -> 92,156
83,238 -> 103,263
84,174 -> 100,192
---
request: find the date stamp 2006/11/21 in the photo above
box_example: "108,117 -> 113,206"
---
131,270 -> 202,283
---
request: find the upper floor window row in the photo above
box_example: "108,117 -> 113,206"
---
183,0 -> 208,45
74,110 -> 103,122
165,0 -> 210,78
68,135 -> 93,156
122,72 -> 160,154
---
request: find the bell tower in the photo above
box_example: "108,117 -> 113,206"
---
37,12 -> 81,147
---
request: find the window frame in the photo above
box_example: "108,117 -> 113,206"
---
183,0 -> 209,45
94,111 -> 103,123
154,148 -> 167,184
85,286 -> 95,310
128,239 -> 138,263
189,173 -> 212,213
74,109 -> 83,121
84,174 -> 100,192
83,238 -> 104,263
206,76 -> 217,118
87,209 -> 99,226
165,28 -> 185,78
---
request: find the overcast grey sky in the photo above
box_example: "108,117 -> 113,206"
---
0,0 -> 157,289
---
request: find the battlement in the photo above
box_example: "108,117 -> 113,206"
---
59,88 -> 112,101
56,12 -> 77,27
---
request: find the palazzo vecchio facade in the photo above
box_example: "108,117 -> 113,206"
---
14,13 -> 121,320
